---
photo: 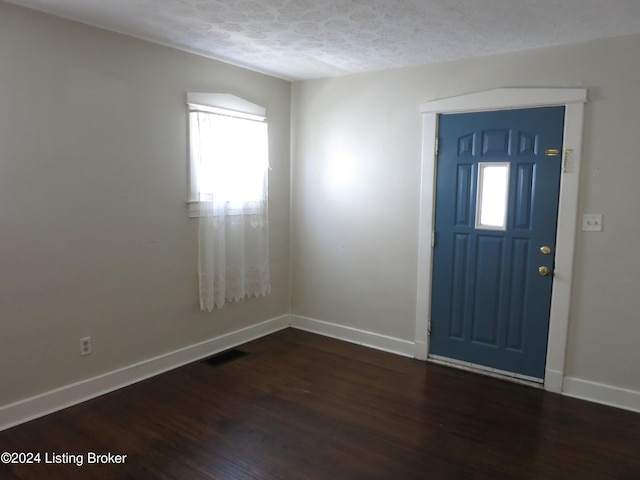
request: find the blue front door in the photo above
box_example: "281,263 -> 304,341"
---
430,107 -> 565,380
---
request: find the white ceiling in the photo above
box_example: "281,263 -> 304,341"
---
6,0 -> 640,81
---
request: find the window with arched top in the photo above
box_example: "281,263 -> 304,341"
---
187,93 -> 271,311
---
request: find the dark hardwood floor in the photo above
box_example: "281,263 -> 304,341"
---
1,328 -> 638,479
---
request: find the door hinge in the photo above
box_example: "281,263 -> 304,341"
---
428,318 -> 432,335
435,137 -> 440,156
431,231 -> 437,248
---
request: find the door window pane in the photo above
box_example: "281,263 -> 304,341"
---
476,162 -> 510,230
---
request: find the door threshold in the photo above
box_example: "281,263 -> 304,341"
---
428,354 -> 544,389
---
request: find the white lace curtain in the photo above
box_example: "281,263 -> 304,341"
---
191,110 -> 271,311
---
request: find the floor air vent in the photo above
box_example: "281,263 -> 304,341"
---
202,348 -> 248,367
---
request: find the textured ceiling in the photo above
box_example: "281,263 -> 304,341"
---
6,0 -> 640,80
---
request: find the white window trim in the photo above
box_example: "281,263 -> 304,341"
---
186,93 -> 267,218
414,87 -> 587,395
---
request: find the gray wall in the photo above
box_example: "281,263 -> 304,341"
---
0,3 -> 291,406
291,35 -> 640,394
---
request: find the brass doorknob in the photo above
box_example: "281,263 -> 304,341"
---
538,266 -> 551,276
540,246 -> 552,255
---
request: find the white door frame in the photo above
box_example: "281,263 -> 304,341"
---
414,88 -> 587,393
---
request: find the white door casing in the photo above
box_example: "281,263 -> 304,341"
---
414,88 -> 587,393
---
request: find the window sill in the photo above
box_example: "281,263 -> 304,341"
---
187,201 -> 203,218
187,201 -> 265,218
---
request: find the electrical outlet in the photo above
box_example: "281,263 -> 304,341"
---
582,214 -> 603,232
80,337 -> 92,356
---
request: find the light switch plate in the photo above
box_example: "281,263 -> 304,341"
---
582,214 -> 603,232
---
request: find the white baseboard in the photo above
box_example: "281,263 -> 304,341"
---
0,315 -> 290,432
562,377 -> 640,414
289,314 -> 415,358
